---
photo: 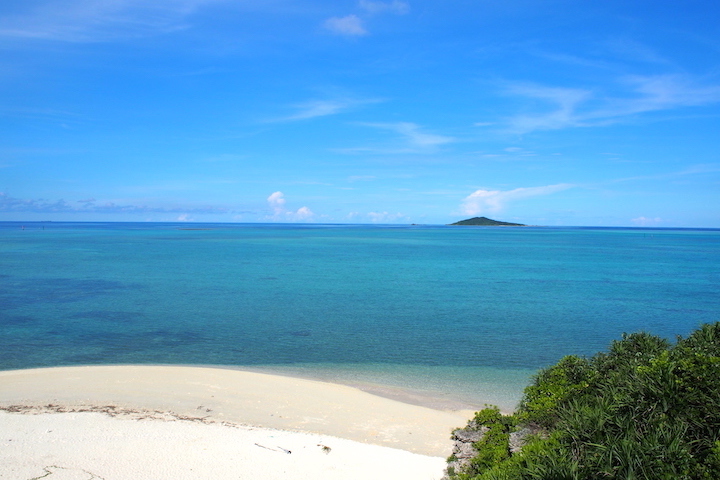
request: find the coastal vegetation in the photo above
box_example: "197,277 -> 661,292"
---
449,217 -> 526,226
446,322 -> 720,480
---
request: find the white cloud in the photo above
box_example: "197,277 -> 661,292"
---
266,191 -> 315,222
324,15 -> 367,36
294,206 -> 315,220
359,1 -> 410,15
267,191 -> 285,205
631,216 -> 663,226
267,191 -> 286,215
461,184 -> 573,215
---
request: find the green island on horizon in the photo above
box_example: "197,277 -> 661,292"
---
449,216 -> 526,227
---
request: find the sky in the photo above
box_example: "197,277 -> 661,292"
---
1,0 -> 719,226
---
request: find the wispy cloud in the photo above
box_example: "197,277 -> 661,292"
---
287,100 -> 348,120
359,1 -> 410,15
384,122 -> 455,148
503,74 -> 720,134
0,106 -> 83,123
596,74 -> 720,116
609,163 -> 720,184
536,39 -> 672,71
0,192 -> 231,215
347,175 -> 376,182
324,15 -> 367,36
343,122 -> 455,154
604,38 -> 674,67
504,85 -> 591,133
0,0 -> 226,42
532,51 -> 615,71
324,0 -> 409,37
200,153 -> 248,163
274,97 -> 381,122
461,184 -> 573,215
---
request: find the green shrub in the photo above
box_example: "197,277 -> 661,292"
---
462,407 -> 514,476
449,322 -> 720,480
517,355 -> 594,427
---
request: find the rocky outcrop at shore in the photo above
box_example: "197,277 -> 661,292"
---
443,420 -> 538,479
444,420 -> 488,476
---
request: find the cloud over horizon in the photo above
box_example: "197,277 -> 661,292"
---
461,184 -> 573,216
0,192 -> 232,216
631,216 -> 663,226
266,191 -> 315,222
347,210 -> 408,223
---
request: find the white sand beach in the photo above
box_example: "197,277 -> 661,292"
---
0,365 -> 475,480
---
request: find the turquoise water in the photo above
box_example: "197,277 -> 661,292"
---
1,222 -> 719,410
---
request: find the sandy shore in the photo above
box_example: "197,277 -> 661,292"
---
0,365 -> 475,480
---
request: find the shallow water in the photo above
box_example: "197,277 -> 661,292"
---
1,222 -> 718,410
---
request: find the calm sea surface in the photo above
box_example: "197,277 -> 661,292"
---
1,222 -> 719,410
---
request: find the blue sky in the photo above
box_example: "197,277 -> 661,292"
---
1,0 -> 719,226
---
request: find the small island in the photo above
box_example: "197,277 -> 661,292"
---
449,216 -> 526,226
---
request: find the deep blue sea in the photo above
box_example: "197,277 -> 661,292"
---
1,222 -> 719,410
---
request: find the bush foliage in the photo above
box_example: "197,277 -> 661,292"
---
448,322 -> 720,480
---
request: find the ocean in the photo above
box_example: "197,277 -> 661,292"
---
1,222 -> 718,411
